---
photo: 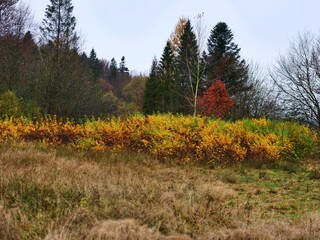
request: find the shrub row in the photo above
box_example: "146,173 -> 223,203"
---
0,115 -> 317,164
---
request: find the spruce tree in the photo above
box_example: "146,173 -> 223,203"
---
109,57 -> 119,96
206,22 -> 249,97
176,19 -> 200,114
40,0 -> 77,51
159,41 -> 176,113
206,22 -> 253,119
119,56 -> 129,73
89,48 -> 102,81
143,57 -> 160,114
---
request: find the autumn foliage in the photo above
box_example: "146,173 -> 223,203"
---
198,80 -> 234,118
0,115 -> 317,165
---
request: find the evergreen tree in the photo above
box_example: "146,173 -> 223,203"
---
40,0 -> 77,51
176,19 -> 200,114
109,57 -> 119,96
119,56 -> 129,73
206,22 -> 249,97
143,57 -> 160,114
110,58 -> 118,76
89,48 -> 102,81
159,41 -> 176,113
89,48 -> 97,64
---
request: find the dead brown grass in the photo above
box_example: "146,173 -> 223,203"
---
0,144 -> 319,239
0,205 -> 19,240
202,213 -> 320,240
86,219 -> 158,240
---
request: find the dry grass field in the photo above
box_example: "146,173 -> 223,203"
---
0,144 -> 319,239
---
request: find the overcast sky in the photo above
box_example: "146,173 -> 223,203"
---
21,0 -> 320,75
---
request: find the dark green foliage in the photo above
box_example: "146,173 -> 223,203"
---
158,41 -> 177,113
119,56 -> 129,73
206,22 -> 252,119
143,19 -> 205,115
143,41 -> 179,115
40,0 -> 78,50
143,58 -> 160,114
206,22 -> 249,97
0,35 -> 21,91
109,58 -> 119,96
0,31 -> 38,98
110,58 -> 118,78
207,22 -> 238,58
89,48 -> 103,81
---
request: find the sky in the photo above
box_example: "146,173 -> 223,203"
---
21,0 -> 320,75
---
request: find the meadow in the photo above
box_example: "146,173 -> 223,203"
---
0,115 -> 319,239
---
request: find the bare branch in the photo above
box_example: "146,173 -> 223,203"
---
271,31 -> 320,127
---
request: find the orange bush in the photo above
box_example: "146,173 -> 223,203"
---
197,80 -> 234,118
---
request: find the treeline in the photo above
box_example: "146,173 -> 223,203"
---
1,0 -> 320,128
145,17 -> 320,127
143,17 -> 264,119
0,0 -> 146,119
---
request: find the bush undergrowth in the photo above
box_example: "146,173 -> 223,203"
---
0,115 -> 317,165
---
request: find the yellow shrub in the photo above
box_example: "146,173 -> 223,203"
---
0,115 -> 317,165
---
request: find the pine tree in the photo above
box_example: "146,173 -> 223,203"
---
109,57 -> 119,96
143,57 -> 160,114
89,48 -> 102,81
40,0 -> 77,51
206,22 -> 249,97
176,19 -> 200,114
159,41 -> 176,113
119,56 -> 129,73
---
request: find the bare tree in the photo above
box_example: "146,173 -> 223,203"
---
0,0 -> 34,37
0,0 -> 18,36
191,12 -> 207,116
271,32 -> 320,127
246,62 -> 281,119
0,0 -> 36,93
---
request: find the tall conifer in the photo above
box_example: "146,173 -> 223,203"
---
143,57 -> 160,114
159,41 -> 176,113
206,22 -> 249,96
89,48 -> 102,81
40,0 -> 78,51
